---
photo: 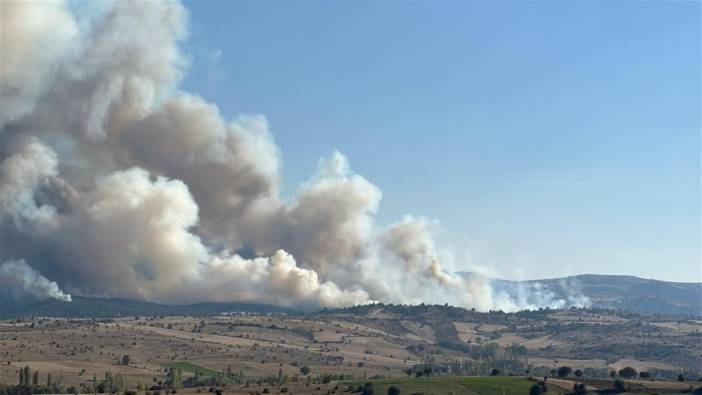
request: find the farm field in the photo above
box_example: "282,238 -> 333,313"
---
352,376 -> 540,394
0,305 -> 699,394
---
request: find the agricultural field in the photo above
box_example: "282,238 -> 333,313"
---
352,376 -> 538,394
0,305 -> 700,394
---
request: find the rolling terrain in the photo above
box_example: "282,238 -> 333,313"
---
0,305 -> 699,393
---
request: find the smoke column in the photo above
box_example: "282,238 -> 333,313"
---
0,0 -> 589,311
0,260 -> 71,302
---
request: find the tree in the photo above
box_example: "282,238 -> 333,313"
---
32,370 -> 39,386
166,368 -> 182,389
572,383 -> 586,394
387,385 -> 400,395
105,371 -> 115,393
529,384 -> 543,395
618,367 -> 637,379
639,371 -> 651,380
574,370 -> 583,378
300,366 -> 310,376
614,379 -> 628,392
677,373 -> 685,382
557,367 -> 572,378
490,369 -> 501,376
21,366 -> 31,386
361,383 -> 374,395
609,370 -> 617,378
121,355 -> 130,366
113,375 -> 127,392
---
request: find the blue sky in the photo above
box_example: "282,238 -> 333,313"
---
181,1 -> 700,282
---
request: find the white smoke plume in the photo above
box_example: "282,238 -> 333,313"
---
0,260 -> 71,302
0,0 -> 589,311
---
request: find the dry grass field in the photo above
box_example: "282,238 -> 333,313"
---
0,306 -> 699,393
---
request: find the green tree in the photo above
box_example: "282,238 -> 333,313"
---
618,367 -> 637,379
361,383 -> 374,395
574,369 -> 583,378
639,371 -> 651,380
104,371 -> 114,393
557,367 -> 572,378
121,355 -> 130,366
387,385 -> 400,395
614,379 -> 628,392
572,383 -> 586,394
113,374 -> 127,392
677,373 -> 685,382
22,366 -> 31,386
300,366 -> 310,376
529,384 -> 543,395
166,368 -> 183,389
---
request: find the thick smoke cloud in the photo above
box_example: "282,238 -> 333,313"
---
0,260 -> 71,303
0,0 -> 589,311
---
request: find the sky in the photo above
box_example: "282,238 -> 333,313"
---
180,0 -> 700,283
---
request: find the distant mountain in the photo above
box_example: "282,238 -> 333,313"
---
492,274 -> 702,316
0,295 -> 295,319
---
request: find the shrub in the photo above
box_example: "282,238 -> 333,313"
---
557,367 -> 572,378
618,367 -> 637,379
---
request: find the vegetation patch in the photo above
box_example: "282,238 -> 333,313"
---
160,362 -> 218,377
353,376 -> 543,395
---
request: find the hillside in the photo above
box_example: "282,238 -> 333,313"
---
492,274 -> 701,315
320,303 -> 702,371
0,296 -> 293,318
1,304 -> 699,390
2,274 -> 699,319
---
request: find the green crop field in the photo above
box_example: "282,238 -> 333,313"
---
160,362 -> 219,377
352,376 -> 553,395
